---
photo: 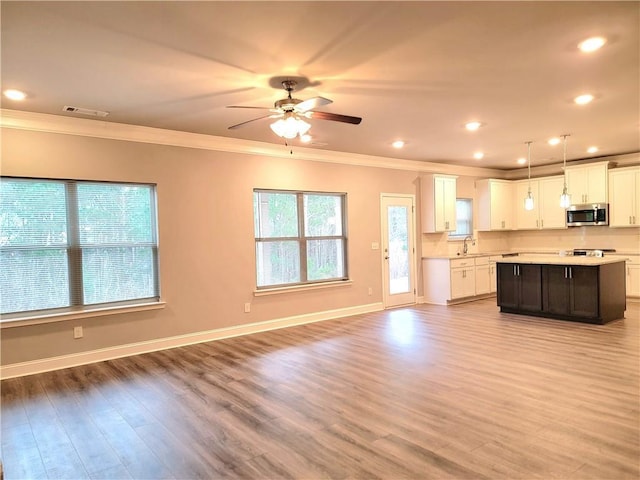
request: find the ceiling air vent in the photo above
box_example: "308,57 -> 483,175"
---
63,106 -> 109,117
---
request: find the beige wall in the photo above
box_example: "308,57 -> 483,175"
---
1,128 -> 422,365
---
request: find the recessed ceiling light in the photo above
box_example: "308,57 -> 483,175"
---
392,140 -> 405,149
579,37 -> 606,53
548,137 -> 561,146
465,121 -> 482,131
587,146 -> 598,154
300,134 -> 312,143
517,157 -> 527,165
3,89 -> 26,101
574,94 -> 594,105
473,152 -> 484,160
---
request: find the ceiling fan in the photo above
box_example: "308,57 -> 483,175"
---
227,79 -> 362,139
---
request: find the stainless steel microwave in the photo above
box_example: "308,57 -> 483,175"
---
566,203 -> 609,226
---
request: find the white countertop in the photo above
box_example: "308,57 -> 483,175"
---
496,255 -> 626,266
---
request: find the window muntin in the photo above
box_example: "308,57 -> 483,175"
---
254,190 -> 347,289
449,198 -> 473,238
0,177 -> 160,317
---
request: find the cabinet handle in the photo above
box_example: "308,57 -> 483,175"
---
568,267 -> 572,279
536,220 -> 539,228
564,267 -> 567,278
630,216 -> 633,225
541,219 -> 544,228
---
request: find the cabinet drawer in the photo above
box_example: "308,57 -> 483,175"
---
450,258 -> 475,268
474,256 -> 489,266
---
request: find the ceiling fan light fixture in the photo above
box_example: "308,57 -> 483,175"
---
270,114 -> 311,139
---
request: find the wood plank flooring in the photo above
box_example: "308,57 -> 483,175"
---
1,299 -> 639,479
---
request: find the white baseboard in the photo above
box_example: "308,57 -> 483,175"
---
1,302 -> 384,379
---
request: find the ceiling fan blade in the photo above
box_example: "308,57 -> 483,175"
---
227,105 -> 272,110
295,96 -> 332,112
228,114 -> 279,130
308,111 -> 362,125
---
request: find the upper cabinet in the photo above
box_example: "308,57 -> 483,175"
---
609,166 -> 640,227
513,176 -> 567,230
514,179 -> 540,230
477,179 -> 513,231
565,161 -> 608,204
421,174 -> 457,233
538,176 -> 567,229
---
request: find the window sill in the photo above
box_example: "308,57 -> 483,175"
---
254,279 -> 353,296
0,301 -> 166,329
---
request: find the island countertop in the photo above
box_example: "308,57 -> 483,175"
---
497,255 -> 626,266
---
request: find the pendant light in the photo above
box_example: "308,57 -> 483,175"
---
559,134 -> 571,208
524,141 -> 534,211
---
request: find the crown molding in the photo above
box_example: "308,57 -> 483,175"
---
1,109 -> 506,178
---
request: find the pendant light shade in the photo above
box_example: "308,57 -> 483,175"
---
524,141 -> 535,211
559,134 -> 571,208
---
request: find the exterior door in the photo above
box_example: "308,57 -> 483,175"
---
381,195 -> 416,308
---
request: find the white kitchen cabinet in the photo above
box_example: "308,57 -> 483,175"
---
514,179 -> 540,230
565,161 -> 608,204
421,174 -> 457,233
488,256 -> 502,293
609,167 -> 640,227
474,256 -> 491,295
538,176 -> 567,229
628,263 -> 640,298
477,179 -> 513,231
423,256 -> 494,304
513,176 -> 567,230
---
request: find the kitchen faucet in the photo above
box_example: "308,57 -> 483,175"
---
463,235 -> 475,255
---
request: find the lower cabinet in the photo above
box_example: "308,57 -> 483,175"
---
496,263 -> 542,312
542,265 -> 598,318
423,256 -> 495,305
497,261 -> 626,324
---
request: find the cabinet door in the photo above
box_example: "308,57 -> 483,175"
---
514,180 -> 539,230
538,176 -> 566,229
450,268 -> 466,299
463,268 -> 476,297
491,182 -> 513,230
489,263 -> 497,293
585,164 -> 607,204
519,264 -> 542,312
443,177 -> 457,232
628,264 -> 640,297
569,266 -> 599,317
566,168 -> 588,204
475,265 -> 490,295
497,263 -> 518,308
609,169 -> 639,227
543,265 -> 570,315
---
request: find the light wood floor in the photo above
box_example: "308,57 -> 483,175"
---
2,299 -> 639,479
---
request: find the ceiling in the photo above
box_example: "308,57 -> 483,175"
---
1,1 -> 638,170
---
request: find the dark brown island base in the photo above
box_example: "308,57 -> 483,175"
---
497,256 -> 627,324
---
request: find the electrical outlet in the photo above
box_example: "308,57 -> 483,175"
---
368,287 -> 373,296
73,326 -> 83,339
244,302 -> 251,313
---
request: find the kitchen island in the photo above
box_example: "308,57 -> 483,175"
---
497,256 -> 626,324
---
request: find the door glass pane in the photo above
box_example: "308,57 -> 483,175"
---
388,206 -> 410,294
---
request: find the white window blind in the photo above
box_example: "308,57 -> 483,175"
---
0,178 -> 160,317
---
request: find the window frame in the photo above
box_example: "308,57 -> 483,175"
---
0,176 -> 161,321
448,197 -> 473,240
253,189 -> 349,290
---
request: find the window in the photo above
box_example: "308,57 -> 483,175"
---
0,177 -> 160,317
449,198 -> 473,238
253,189 -> 347,288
